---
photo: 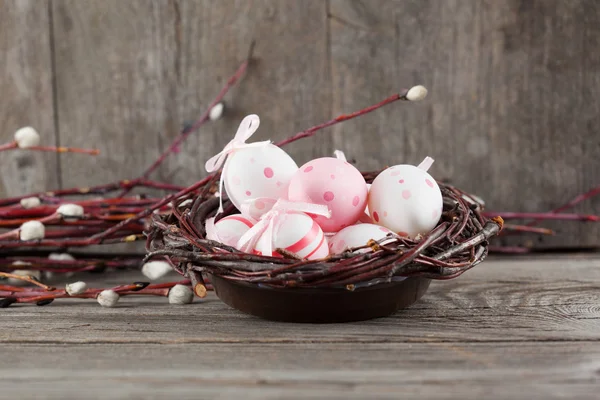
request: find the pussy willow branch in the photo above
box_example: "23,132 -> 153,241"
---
117,42 -> 255,198
0,280 -> 205,305
275,88 -> 415,148
483,211 -> 599,222
0,142 -> 100,155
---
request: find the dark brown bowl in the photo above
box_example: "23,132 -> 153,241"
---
210,275 -> 431,323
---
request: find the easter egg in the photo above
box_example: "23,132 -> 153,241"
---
368,164 -> 443,238
288,157 -> 368,232
223,144 -> 298,214
329,223 -> 395,254
206,214 -> 255,249
254,212 -> 329,260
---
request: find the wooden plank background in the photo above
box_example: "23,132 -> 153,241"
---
0,0 -> 598,248
2,255 -> 600,399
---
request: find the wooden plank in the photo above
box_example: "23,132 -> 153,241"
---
51,0 -> 330,191
0,0 -> 59,197
1,342 -> 599,399
329,0 -> 600,249
2,256 -> 599,344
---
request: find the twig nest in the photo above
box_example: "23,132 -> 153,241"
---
14,126 -> 41,148
168,284 -> 194,304
20,197 -> 41,209
209,102 -> 224,121
65,281 -> 87,295
141,260 -> 172,280
405,85 -> 428,102
57,204 -> 84,218
19,220 -> 45,241
97,290 -> 120,307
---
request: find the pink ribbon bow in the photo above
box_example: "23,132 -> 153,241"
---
236,199 -> 331,257
204,114 -> 271,214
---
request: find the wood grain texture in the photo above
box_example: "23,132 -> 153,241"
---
1,256 -> 599,399
51,0 -> 330,191
328,0 -> 600,249
2,0 -> 598,247
0,0 -> 59,197
2,256 -> 599,344
1,343 -> 599,400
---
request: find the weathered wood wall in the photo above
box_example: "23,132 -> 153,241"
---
1,0 -> 598,248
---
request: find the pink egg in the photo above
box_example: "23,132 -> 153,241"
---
254,212 -> 329,260
206,214 -> 255,249
288,158 -> 368,232
223,144 -> 298,215
368,164 -> 443,238
329,223 -> 395,254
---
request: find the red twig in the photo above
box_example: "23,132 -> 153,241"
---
483,211 -> 599,222
526,184 -> 600,227
275,90 -> 415,148
117,43 -> 254,198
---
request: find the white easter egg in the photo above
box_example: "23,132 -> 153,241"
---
329,223 -> 395,254
254,212 -> 329,260
223,144 -> 298,214
368,164 -> 443,237
206,214 -> 255,248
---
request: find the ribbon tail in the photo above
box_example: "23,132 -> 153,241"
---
417,156 -> 434,172
263,219 -> 275,256
333,150 -> 347,162
276,199 -> 331,219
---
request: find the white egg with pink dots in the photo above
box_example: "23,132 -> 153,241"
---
253,212 -> 329,260
206,214 -> 255,249
329,223 -> 395,254
288,157 -> 368,232
368,157 -> 443,238
223,144 -> 298,214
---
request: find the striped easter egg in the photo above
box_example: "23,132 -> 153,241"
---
207,214 -> 255,249
254,212 -> 329,260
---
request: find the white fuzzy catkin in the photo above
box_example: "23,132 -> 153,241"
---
141,260 -> 173,280
97,290 -> 120,307
20,197 -> 41,209
65,281 -> 87,295
46,253 -> 76,279
56,204 -> 84,218
14,126 -> 41,148
48,252 -> 76,261
7,263 -> 40,285
406,85 -> 428,102
168,284 -> 194,305
19,220 -> 45,241
209,102 -> 224,121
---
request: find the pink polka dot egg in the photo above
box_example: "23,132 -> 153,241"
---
329,223 -> 395,254
288,157 -> 368,232
368,160 -> 443,238
205,214 -> 255,249
254,212 -> 329,260
223,144 -> 298,215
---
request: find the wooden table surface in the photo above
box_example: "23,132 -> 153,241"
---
1,254 -> 599,399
